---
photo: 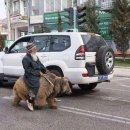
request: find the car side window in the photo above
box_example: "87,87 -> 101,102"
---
50,35 -> 70,52
10,37 -> 31,53
33,36 -> 51,52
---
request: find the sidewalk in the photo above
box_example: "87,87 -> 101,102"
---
114,66 -> 130,78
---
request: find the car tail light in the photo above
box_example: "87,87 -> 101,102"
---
82,73 -> 88,77
75,45 -> 86,60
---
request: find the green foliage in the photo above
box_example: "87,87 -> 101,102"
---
34,23 -> 50,33
115,58 -> 130,67
42,23 -> 51,33
0,34 -> 5,50
80,0 -> 100,34
109,0 -> 130,58
57,12 -> 62,32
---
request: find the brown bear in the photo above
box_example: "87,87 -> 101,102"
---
12,72 -> 72,109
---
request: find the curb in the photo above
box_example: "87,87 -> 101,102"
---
114,75 -> 130,78
114,66 -> 130,69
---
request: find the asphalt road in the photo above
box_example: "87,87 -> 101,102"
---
0,76 -> 130,130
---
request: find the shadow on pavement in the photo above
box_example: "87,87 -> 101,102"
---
1,82 -> 100,97
1,82 -> 15,89
59,87 -> 99,98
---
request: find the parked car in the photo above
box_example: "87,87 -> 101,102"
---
0,32 -> 115,90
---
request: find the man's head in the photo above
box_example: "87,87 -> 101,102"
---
26,42 -> 37,54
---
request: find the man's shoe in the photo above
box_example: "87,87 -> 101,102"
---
54,98 -> 61,102
26,100 -> 34,111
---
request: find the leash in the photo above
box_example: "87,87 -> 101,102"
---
41,74 -> 54,87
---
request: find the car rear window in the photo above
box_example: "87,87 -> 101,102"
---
81,34 -> 108,52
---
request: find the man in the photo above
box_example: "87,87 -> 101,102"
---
22,42 -> 48,111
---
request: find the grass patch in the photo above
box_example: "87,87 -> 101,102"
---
115,58 -> 130,67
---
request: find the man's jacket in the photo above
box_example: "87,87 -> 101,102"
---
22,54 -> 47,95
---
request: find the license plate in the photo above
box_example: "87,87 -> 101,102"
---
98,75 -> 108,81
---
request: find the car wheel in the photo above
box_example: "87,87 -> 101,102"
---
78,83 -> 97,91
49,69 -> 63,77
96,46 -> 115,74
0,81 -> 3,87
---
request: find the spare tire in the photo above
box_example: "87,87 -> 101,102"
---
96,46 -> 115,74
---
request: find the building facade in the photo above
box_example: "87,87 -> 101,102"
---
31,0 -> 102,33
3,0 -> 102,40
3,0 -> 28,40
3,0 -> 129,41
101,0 -> 130,11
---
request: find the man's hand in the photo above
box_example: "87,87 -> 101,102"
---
40,72 -> 44,76
46,70 -> 50,74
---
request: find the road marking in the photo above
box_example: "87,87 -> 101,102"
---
98,87 -> 130,93
85,95 -> 130,103
2,96 -> 13,100
85,95 -> 118,101
120,84 -> 130,88
2,95 -> 130,124
59,106 -> 130,125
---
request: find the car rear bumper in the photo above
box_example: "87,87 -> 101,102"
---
64,68 -> 114,84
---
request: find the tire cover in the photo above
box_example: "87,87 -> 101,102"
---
96,46 -> 115,74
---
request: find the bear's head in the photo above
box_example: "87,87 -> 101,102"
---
54,77 -> 72,95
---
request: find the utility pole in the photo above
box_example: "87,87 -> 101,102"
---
73,0 -> 77,31
27,0 -> 32,34
6,0 -> 11,40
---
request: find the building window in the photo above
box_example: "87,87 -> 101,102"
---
32,0 -> 39,7
45,0 -> 54,12
32,0 -> 40,15
32,10 -> 39,15
23,1 -> 28,16
77,0 -> 81,6
55,0 -> 61,11
13,1 -> 20,15
62,0 -> 67,10
67,0 -> 73,7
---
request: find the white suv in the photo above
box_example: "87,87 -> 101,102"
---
0,32 -> 114,90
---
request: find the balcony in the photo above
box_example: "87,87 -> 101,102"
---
12,10 -> 20,16
101,1 -> 113,11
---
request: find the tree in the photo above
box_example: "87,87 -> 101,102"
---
109,0 -> 130,59
41,23 -> 50,33
0,33 -> 5,51
80,0 -> 100,34
34,23 -> 50,33
57,11 -> 62,32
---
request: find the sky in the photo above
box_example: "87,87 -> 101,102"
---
0,0 -> 6,19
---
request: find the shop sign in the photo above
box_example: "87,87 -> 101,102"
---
10,15 -> 27,23
99,19 -> 111,40
44,11 -> 73,30
44,11 -> 68,24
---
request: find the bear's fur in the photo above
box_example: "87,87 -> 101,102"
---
12,72 -> 71,109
